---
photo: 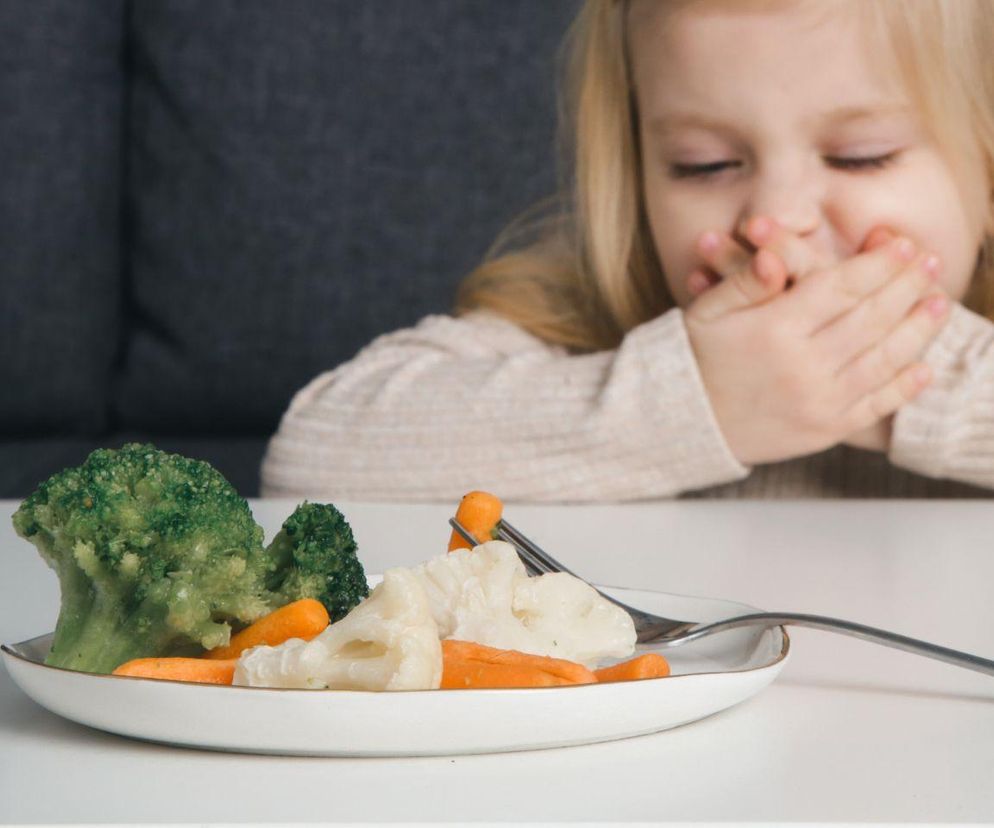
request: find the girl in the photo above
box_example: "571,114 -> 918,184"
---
262,0 -> 994,501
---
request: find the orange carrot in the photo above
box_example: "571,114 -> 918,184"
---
594,653 -> 671,683
205,598 -> 330,660
442,659 -> 571,689
448,490 -> 504,551
440,639 -> 597,689
112,657 -> 237,685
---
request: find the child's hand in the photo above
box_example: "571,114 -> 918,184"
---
833,227 -> 904,453
689,220 -> 901,454
685,216 -> 831,302
682,220 -> 949,466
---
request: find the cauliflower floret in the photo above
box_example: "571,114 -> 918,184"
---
412,541 -> 636,667
511,571 -> 635,667
414,540 -> 523,638
234,567 -> 442,690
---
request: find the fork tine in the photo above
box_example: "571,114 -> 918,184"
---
448,518 -> 544,577
497,519 -> 580,579
447,517 -> 479,549
498,519 -> 657,626
494,522 -> 553,577
456,515 -> 671,643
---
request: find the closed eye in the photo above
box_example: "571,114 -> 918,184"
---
668,160 -> 739,179
826,153 -> 899,171
667,153 -> 899,180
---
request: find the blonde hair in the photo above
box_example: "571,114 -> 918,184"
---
455,0 -> 994,352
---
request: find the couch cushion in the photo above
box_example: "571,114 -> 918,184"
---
0,1 -> 124,434
119,0 -> 579,434
0,435 -> 268,500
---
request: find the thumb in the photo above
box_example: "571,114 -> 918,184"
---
689,248 -> 789,322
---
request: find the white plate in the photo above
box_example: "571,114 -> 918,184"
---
1,586 -> 788,757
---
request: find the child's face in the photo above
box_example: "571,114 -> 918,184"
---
630,0 -> 989,308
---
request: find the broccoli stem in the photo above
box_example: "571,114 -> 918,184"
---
45,553 -> 97,659
47,591 -> 175,674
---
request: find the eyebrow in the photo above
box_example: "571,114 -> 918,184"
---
647,103 -> 913,135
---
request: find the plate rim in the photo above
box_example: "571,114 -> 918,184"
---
1,586 -> 792,755
2,584 -> 790,694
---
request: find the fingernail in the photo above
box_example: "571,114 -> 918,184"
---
913,364 -> 932,386
923,254 -> 941,279
895,237 -> 916,261
925,294 -> 947,318
698,232 -> 720,254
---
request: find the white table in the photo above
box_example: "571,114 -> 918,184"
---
1,497 -> 993,824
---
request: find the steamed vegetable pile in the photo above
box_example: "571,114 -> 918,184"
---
11,444 -> 367,673
13,450 -> 669,689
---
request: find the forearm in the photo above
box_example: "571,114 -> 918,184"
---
261,311 -> 749,502
889,303 -> 994,490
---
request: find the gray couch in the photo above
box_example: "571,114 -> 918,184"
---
1,0 -> 579,496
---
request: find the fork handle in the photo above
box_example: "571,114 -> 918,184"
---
655,612 -> 994,676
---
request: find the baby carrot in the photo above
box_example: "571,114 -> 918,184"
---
204,598 -> 330,660
442,659 -> 572,689
441,639 -> 597,688
448,490 -> 504,551
593,653 -> 671,683
112,657 -> 237,685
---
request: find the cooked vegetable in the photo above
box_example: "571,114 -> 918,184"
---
447,491 -> 503,551
441,639 -> 597,689
205,598 -> 329,660
412,541 -> 636,667
234,568 -> 442,691
11,443 -> 367,674
594,653 -> 670,683
112,656 -> 237,685
260,501 -> 368,624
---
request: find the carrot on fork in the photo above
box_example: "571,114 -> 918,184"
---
594,653 -> 670,683
204,598 -> 330,660
112,656 -> 237,685
447,490 -> 504,551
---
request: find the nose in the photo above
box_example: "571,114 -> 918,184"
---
738,159 -> 822,242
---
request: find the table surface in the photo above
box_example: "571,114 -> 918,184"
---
1,497 -> 993,825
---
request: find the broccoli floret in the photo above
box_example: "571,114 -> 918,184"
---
258,501 -> 369,623
12,444 -> 368,674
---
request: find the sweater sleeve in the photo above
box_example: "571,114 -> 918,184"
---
260,309 -> 749,502
888,302 -> 994,490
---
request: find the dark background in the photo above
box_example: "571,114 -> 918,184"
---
0,0 -> 580,496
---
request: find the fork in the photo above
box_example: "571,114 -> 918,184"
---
449,517 -> 994,677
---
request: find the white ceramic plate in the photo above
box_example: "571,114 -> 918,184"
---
1,585 -> 788,757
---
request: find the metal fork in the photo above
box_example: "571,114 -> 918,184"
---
449,517 -> 994,677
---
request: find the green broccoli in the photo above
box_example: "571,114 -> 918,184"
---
12,443 -> 368,674
260,501 -> 368,624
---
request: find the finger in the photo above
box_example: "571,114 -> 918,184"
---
815,251 -> 942,364
860,225 -> 898,253
692,252 -> 786,321
738,216 -> 829,282
841,361 -> 932,434
787,234 -> 923,333
688,246 -> 789,321
837,290 -> 948,406
752,248 -> 790,292
687,246 -> 789,302
686,268 -> 719,297
696,230 -> 751,280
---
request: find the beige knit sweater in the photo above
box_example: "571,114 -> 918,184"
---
260,303 -> 994,501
